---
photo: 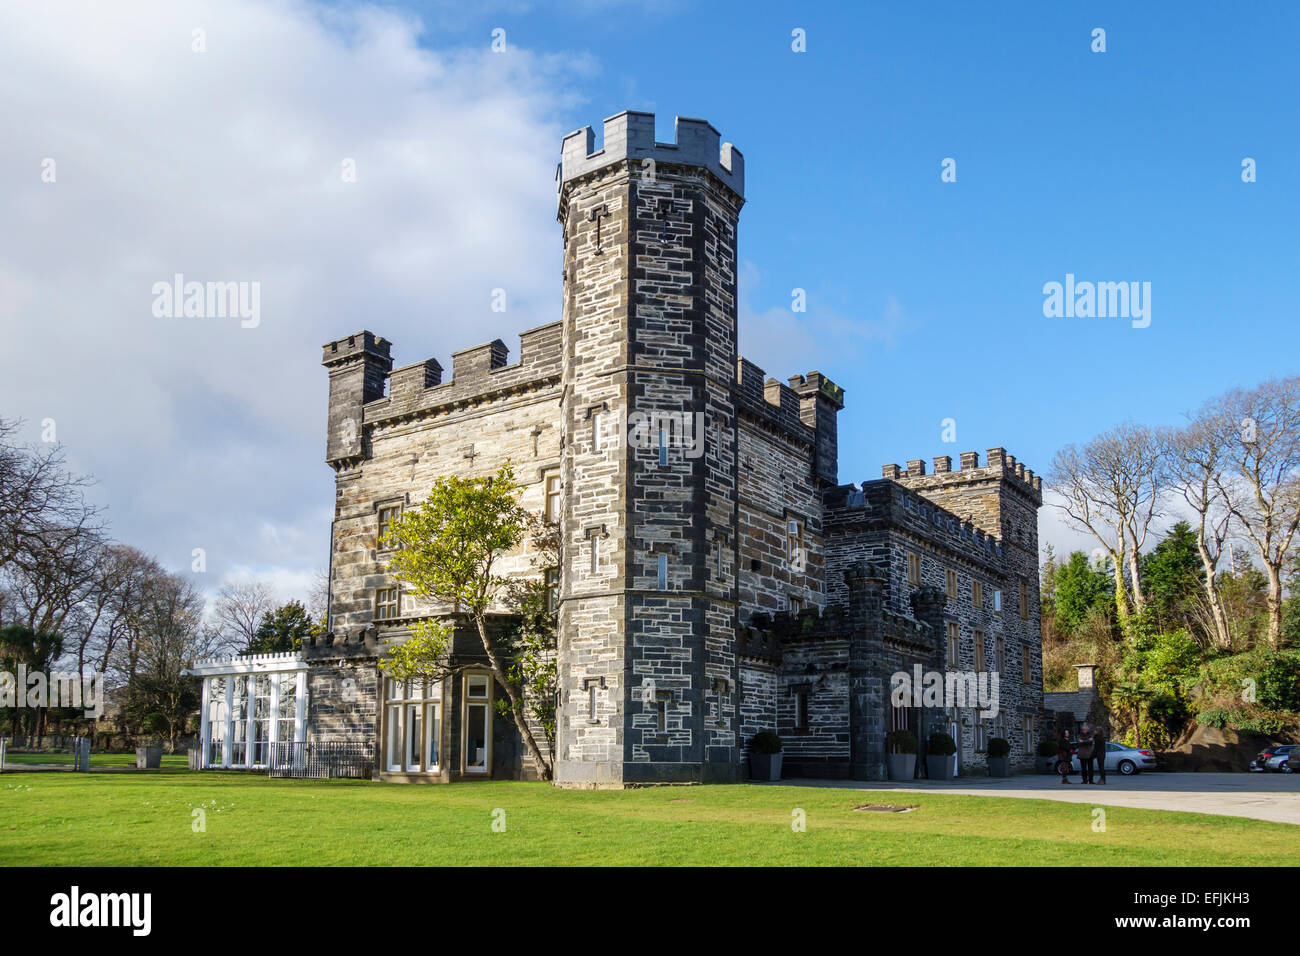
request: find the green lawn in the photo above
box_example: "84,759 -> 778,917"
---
0,770 -> 1296,866
2,752 -> 189,768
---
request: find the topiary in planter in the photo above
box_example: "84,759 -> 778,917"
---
752,731 -> 782,754
887,729 -> 917,754
926,731 -> 957,780
987,736 -> 1011,777
1035,737 -> 1058,773
886,729 -> 918,780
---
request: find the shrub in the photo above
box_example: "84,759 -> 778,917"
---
988,737 -> 1011,758
887,729 -> 917,754
1037,738 -> 1059,757
751,731 -> 782,754
927,731 -> 957,756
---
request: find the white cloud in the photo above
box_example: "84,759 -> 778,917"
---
0,0 -> 590,600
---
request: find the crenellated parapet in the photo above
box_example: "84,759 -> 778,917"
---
880,447 -> 1043,504
824,478 -> 1008,568
735,356 -> 845,456
557,111 -> 744,209
350,322 -> 563,432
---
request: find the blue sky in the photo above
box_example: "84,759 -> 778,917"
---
2,0 -> 1295,601
391,0 -> 1300,486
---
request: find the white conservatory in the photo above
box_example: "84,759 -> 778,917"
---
185,651 -> 307,770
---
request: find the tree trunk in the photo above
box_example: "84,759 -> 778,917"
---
474,614 -> 552,780
1193,538 -> 1232,649
1265,562 -> 1283,649
1126,543 -> 1146,614
1110,552 -> 1131,630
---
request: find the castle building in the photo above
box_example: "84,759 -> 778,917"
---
191,112 -> 1047,785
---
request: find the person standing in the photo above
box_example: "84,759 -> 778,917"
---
1057,729 -> 1073,784
1077,723 -> 1096,785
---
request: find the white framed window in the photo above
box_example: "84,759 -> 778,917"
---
658,422 -> 668,466
544,568 -> 559,613
544,473 -> 561,524
592,411 -> 605,452
787,518 -> 804,570
385,678 -> 441,774
463,673 -> 492,774
376,586 -> 399,620
993,588 -> 1003,613
377,504 -> 401,550
590,533 -> 601,573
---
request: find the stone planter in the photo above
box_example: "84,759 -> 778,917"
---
926,754 -> 954,781
887,753 -> 916,781
1035,756 -> 1055,774
750,752 -> 782,781
988,756 -> 1010,777
136,746 -> 162,769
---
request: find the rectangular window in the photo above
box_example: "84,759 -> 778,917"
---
252,674 -> 271,765
993,588 -> 1003,613
590,533 -> 600,573
972,579 -> 983,609
544,473 -> 560,524
1022,715 -> 1034,756
946,621 -> 959,667
1019,580 -> 1030,620
787,518 -> 804,570
976,716 -> 988,753
945,568 -> 958,599
377,505 -> 400,550
230,677 -> 247,767
589,682 -> 598,722
715,537 -> 724,580
995,636 -> 1005,675
657,552 -> 668,590
793,688 -> 809,731
592,411 -> 604,452
464,674 -> 490,774
207,677 -> 227,767
544,568 -> 559,614
907,552 -> 921,586
658,422 -> 668,466
375,586 -> 399,620
385,678 -> 440,773
1021,644 -> 1032,683
789,595 -> 804,614
974,631 -> 986,672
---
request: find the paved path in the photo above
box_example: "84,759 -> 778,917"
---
757,772 -> 1300,825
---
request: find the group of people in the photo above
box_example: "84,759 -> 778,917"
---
1057,723 -> 1107,784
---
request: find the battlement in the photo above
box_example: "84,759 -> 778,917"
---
557,111 -> 744,201
360,322 -> 563,425
322,330 -> 391,368
881,446 -> 1042,503
824,479 -> 1007,565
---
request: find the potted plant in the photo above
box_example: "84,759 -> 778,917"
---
987,737 -> 1011,777
886,729 -> 917,780
926,731 -> 957,780
1035,738 -> 1058,773
749,731 -> 783,781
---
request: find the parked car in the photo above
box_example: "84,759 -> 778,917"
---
1250,743 -> 1297,773
1056,741 -> 1156,776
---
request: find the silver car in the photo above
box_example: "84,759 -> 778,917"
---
1059,741 -> 1157,776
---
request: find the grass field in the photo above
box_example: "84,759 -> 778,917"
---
1,770 -> 1298,866
1,752 -> 190,769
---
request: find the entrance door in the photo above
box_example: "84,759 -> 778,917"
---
462,674 -> 491,775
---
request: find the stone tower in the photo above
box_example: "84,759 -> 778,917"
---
554,112 -> 745,787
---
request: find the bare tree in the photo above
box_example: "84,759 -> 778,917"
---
1211,377 -> 1300,648
1162,417 -> 1233,648
213,579 -> 273,654
1047,423 -> 1165,630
